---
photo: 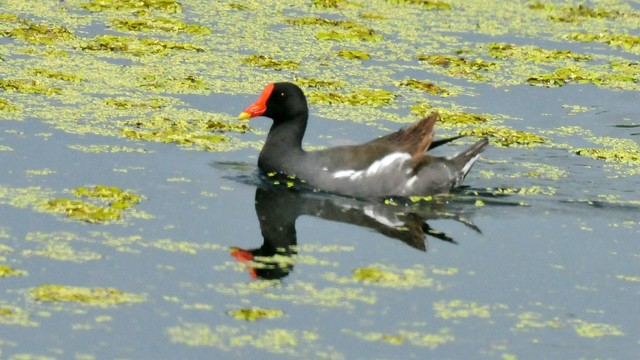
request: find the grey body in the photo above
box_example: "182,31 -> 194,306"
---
251,82 -> 488,199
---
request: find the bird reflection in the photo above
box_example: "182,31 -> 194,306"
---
230,176 -> 481,280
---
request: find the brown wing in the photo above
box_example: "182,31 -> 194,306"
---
371,111 -> 437,157
311,112 -> 438,171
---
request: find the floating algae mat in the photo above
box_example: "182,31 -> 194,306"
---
45,185 -> 144,223
30,284 -> 145,306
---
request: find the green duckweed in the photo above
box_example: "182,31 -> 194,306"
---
285,17 -> 359,28
241,55 -> 300,70
316,28 -> 383,42
386,0 -> 451,10
0,98 -> 18,111
395,79 -> 451,96
2,24 -> 75,44
79,0 -> 183,13
417,55 -> 499,81
0,265 -> 26,277
47,199 -> 122,223
120,114 -> 248,150
549,4 -> 624,22
575,148 -> 640,164
138,74 -> 208,93
564,32 -> 640,51
312,0 -> 350,9
30,68 -> 83,82
0,79 -> 62,95
111,17 -> 211,34
74,185 -> 142,208
294,77 -> 346,89
228,308 -> 285,321
440,112 -> 487,126
528,67 -> 637,87
336,49 -> 371,60
105,98 -> 164,109
487,43 -> 591,62
82,35 -> 204,55
460,127 -> 545,146
308,89 -> 395,106
31,284 -> 145,305
46,185 -> 144,223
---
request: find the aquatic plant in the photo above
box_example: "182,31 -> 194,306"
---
386,0 -> 451,10
294,77 -> 346,89
111,17 -> 211,34
528,67 -> 637,87
417,55 -> 499,81
336,49 -> 371,59
2,24 -> 75,44
241,55 -> 300,70
575,148 -> 640,164
316,28 -> 383,42
460,126 -> 545,146
395,79 -> 451,96
82,35 -> 204,55
0,265 -> 26,277
487,43 -> 591,62
30,68 -> 83,82
0,79 -> 62,95
308,89 -> 395,106
0,98 -> 17,111
564,32 -> 640,51
79,0 -> 183,13
31,284 -> 144,305
46,185 -> 144,223
228,308 -> 285,321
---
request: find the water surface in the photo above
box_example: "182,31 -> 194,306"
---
1,0 -> 639,359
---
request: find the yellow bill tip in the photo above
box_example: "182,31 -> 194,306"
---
238,112 -> 251,120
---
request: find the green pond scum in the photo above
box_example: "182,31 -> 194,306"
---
228,308 -> 285,321
294,77 -> 347,89
79,0 -> 184,13
241,54 -> 300,71
111,17 -> 212,35
396,79 -> 452,97
308,89 -> 396,106
45,185 -> 143,223
0,0 -> 638,156
342,328 -> 455,349
81,35 -> 205,55
0,265 -> 26,277
336,49 -> 371,60
30,284 -> 145,306
460,126 -> 545,147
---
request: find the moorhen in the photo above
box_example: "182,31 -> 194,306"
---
239,82 -> 488,198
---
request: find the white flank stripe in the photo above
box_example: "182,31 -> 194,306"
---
332,152 -> 412,180
332,169 -> 357,179
406,175 -> 418,188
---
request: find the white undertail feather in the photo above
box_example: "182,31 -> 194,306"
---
456,153 -> 482,186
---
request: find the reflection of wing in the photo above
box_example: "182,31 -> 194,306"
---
309,199 -> 429,251
217,162 -> 483,280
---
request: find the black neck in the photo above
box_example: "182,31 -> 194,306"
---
258,111 -> 308,172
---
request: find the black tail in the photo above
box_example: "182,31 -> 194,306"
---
452,138 -> 489,185
430,134 -> 466,150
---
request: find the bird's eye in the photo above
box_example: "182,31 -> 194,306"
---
279,92 -> 287,100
